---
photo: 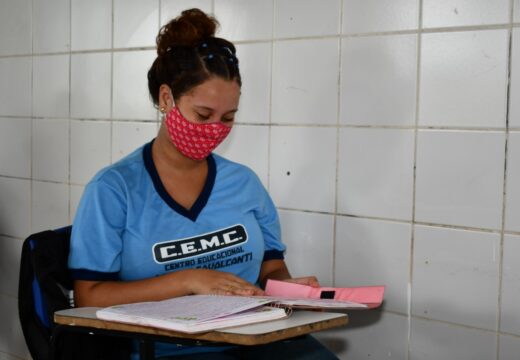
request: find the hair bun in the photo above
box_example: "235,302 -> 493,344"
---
157,8 -> 218,56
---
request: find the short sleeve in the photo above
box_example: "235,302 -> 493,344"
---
68,173 -> 127,281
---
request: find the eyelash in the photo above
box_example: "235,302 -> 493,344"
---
196,113 -> 234,123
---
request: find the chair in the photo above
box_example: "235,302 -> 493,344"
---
18,226 -> 131,360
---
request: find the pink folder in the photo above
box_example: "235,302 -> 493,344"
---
265,279 -> 385,309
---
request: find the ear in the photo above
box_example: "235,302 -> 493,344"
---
158,84 -> 174,113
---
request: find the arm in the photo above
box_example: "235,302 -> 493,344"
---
258,259 -> 319,289
74,268 -> 264,307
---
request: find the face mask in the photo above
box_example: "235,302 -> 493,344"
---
165,106 -> 232,161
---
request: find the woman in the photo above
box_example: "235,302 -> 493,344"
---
69,8 -> 337,359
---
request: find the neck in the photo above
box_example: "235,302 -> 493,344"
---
153,123 -> 206,172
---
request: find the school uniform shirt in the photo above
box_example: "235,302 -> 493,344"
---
69,140 -> 285,285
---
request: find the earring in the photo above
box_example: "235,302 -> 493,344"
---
160,106 -> 166,113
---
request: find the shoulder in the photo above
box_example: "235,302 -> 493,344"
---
212,153 -> 260,183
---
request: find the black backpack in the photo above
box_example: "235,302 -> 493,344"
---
18,227 -> 131,360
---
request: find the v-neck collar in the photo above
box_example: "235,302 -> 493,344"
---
143,140 -> 216,222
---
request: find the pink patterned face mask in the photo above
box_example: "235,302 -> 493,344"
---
165,106 -> 232,161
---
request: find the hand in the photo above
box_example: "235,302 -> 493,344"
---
282,276 -> 320,287
186,269 -> 265,296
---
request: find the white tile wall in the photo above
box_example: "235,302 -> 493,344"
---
70,120 -> 111,184
0,295 -> 30,359
31,181 -> 69,233
32,118 -> 69,183
415,130 -> 505,230
342,0 -> 419,34
340,34 -> 417,126
113,50 -> 157,120
274,0 -> 340,38
216,125 -> 269,186
71,53 -> 112,119
419,30 -> 508,128
112,121 -> 157,162
510,29 -> 520,129
161,0 -> 213,27
500,234 -> 520,336
0,236 -> 22,298
0,0 -> 31,56
272,39 -> 339,125
505,132 -> 520,232
113,0 -> 158,48
234,43 -> 271,124
316,311 -> 409,359
516,0 -> 520,23
32,0 -> 70,53
0,57 -> 32,117
412,225 -> 500,330
71,0 -> 112,51
215,0 -> 273,41
337,128 -> 414,220
32,55 -> 70,119
499,335 -> 520,360
70,184 -> 85,223
410,318 -> 497,360
0,118 -> 31,178
423,0 -> 509,28
278,210 -> 334,285
335,217 -> 411,314
269,126 -> 336,212
0,177 -> 30,238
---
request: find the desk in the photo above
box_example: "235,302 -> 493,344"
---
54,307 -> 348,359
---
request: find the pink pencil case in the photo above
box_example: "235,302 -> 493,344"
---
265,279 -> 385,309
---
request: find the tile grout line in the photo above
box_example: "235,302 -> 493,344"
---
266,0 -> 275,194
67,0 -> 72,224
29,0 -> 35,237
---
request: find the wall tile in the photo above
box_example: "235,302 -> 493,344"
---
278,210 -> 334,285
32,118 -> 69,183
499,334 -> 520,360
113,0 -> 158,48
216,125 -> 269,187
340,35 -> 417,126
113,51 -> 157,120
272,39 -> 339,125
337,128 -> 414,220
516,0 -> 520,23
415,130 -> 505,229
112,121 -> 157,162
70,184 -> 85,223
501,234 -> 520,335
413,225 -> 500,330
0,0 -> 31,56
335,217 -> 411,313
316,311 -> 408,360
419,30 -> 508,128
33,55 -> 70,118
0,177 -> 30,238
71,53 -> 112,119
410,318 -> 497,360
0,118 -> 31,178
423,0 -> 509,28
0,57 -> 32,117
0,295 -> 30,359
33,0 -> 70,53
31,181 -> 69,233
161,0 -> 212,26
0,236 -> 22,297
215,0 -> 273,41
269,126 -> 336,212
509,29 -> 520,129
71,0 -> 112,51
274,0 -> 340,38
70,120 -> 111,184
235,43 -> 271,124
342,0 -> 419,34
506,132 -> 520,232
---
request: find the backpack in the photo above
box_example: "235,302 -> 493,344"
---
18,227 -> 131,360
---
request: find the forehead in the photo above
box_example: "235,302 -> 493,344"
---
183,77 -> 240,108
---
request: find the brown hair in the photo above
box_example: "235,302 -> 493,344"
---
147,8 -> 241,106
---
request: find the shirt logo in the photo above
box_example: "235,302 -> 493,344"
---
152,224 -> 248,264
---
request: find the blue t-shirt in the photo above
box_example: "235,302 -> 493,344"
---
68,140 -> 285,357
